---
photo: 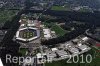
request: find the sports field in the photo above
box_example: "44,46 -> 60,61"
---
19,29 -> 37,39
23,31 -> 34,39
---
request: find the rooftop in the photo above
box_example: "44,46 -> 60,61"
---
78,45 -> 90,51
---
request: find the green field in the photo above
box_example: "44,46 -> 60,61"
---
51,6 -> 71,11
43,22 -> 67,37
51,24 -> 67,36
78,8 -> 92,12
19,48 -> 28,55
23,31 -> 34,39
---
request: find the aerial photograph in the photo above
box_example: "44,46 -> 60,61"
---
0,0 -> 100,66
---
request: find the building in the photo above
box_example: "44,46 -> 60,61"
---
78,45 -> 90,51
15,17 -> 41,42
36,53 -> 46,64
56,50 -> 68,58
51,48 -> 58,51
46,51 -> 57,62
16,27 -> 40,42
69,47 -> 79,54
43,29 -> 52,39
81,37 -> 89,41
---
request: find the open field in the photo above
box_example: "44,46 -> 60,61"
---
43,22 -> 67,36
51,6 -> 71,11
51,24 -> 67,36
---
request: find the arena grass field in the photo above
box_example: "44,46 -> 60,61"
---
19,29 -> 37,39
23,31 -> 34,39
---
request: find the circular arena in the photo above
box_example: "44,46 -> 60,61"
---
16,27 -> 40,42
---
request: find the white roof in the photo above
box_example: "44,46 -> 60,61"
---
56,50 -> 68,57
78,43 -> 82,46
36,53 -> 42,58
43,29 -> 50,34
43,29 -> 51,38
36,53 -> 46,58
78,45 -> 89,51
46,52 -> 56,58
21,24 -> 25,26
19,20 -> 22,22
70,48 -> 79,54
51,31 -> 55,34
52,48 -> 58,51
44,34 -> 51,38
27,24 -> 35,26
82,37 -> 88,41
0,59 -> 3,66
73,38 -> 79,42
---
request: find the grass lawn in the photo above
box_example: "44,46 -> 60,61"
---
84,47 -> 100,66
43,22 -> 67,36
78,8 -> 91,12
51,6 -> 70,11
51,24 -> 67,36
19,48 -> 28,55
22,31 -> 34,39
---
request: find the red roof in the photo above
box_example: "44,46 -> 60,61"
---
96,44 -> 100,47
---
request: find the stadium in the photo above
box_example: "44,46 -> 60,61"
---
16,27 -> 40,42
